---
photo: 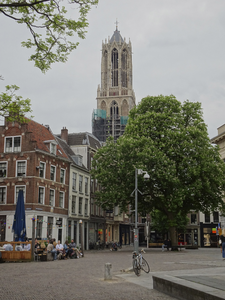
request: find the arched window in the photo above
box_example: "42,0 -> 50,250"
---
101,100 -> 106,111
121,49 -> 127,88
121,99 -> 129,116
111,48 -> 118,87
103,50 -> 108,89
110,101 -> 119,117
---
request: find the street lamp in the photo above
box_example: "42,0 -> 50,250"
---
131,168 -> 149,254
79,220 -> 84,257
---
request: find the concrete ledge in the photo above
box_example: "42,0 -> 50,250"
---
153,274 -> 225,300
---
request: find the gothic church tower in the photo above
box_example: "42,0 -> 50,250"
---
92,25 -> 136,142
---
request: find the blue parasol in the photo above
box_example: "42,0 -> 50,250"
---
12,190 -> 26,241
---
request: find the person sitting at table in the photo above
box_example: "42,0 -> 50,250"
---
69,240 -> 81,258
23,238 -> 31,251
50,240 -> 57,260
63,240 -> 69,258
69,239 -> 76,248
46,240 -> 55,260
64,240 -> 73,258
56,240 -> 64,259
47,240 -> 53,252
53,238 -> 57,249
3,243 -> 13,251
15,243 -> 23,251
34,239 -> 40,249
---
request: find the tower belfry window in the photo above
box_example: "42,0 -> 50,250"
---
111,48 -> 118,87
101,100 -> 106,111
110,101 -> 119,118
121,49 -> 128,88
121,99 -> 129,116
103,50 -> 108,90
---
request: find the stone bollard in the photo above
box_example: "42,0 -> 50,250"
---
104,263 -> 112,280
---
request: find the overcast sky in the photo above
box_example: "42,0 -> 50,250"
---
1,0 -> 225,139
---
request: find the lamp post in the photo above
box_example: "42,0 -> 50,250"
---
134,168 -> 139,253
132,168 -> 150,254
32,216 -> 35,261
79,220 -> 84,257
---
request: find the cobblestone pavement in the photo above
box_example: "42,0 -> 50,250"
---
0,247 -> 224,300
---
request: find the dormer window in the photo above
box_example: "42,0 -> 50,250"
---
5,136 -> 21,152
50,143 -> 56,155
72,155 -> 83,167
44,140 -> 57,155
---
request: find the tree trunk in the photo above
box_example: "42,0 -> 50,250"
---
169,226 -> 177,248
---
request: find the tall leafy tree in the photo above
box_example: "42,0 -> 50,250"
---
0,1 -> 97,121
0,85 -> 32,123
92,95 -> 225,246
0,0 -> 98,72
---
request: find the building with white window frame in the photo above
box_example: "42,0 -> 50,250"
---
58,128 -> 104,248
55,134 -> 90,250
0,118 -> 70,243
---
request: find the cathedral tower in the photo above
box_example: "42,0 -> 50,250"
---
92,25 -> 136,142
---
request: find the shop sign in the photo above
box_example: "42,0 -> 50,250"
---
212,228 -> 216,233
56,220 -> 62,226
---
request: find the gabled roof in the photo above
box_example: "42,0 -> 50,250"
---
55,136 -> 87,170
27,120 -> 68,159
55,136 -> 75,157
110,29 -> 124,43
67,132 -> 101,150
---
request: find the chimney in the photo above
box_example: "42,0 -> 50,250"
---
61,127 -> 68,143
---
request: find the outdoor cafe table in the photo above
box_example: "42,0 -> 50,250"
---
0,241 -> 32,262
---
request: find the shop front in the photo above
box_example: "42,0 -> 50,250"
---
89,222 -> 104,243
119,224 -> 130,245
178,228 -> 199,246
200,223 -> 219,247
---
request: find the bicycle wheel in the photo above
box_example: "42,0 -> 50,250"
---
118,243 -> 122,249
141,257 -> 150,273
133,258 -> 141,276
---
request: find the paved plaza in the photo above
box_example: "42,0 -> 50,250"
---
0,247 -> 225,300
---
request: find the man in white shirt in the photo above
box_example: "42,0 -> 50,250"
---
24,243 -> 31,251
56,240 -> 63,259
56,240 -> 63,251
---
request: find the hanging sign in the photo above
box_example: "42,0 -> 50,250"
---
212,228 -> 216,233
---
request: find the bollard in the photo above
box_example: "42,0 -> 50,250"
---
104,263 -> 112,280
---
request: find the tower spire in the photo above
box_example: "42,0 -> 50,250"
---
115,19 -> 119,31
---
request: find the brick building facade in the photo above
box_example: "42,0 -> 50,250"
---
0,119 -> 70,242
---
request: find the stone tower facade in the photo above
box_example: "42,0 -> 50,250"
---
92,25 -> 136,142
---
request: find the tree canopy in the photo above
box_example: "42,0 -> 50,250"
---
92,95 -> 225,245
0,85 -> 32,123
0,0 -> 98,72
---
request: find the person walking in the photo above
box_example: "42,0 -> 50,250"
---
162,238 -> 168,252
220,229 -> 225,260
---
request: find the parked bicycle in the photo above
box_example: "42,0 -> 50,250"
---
110,242 -> 122,251
132,249 -> 150,276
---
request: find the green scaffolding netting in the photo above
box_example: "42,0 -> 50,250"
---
92,109 -> 107,119
120,116 -> 128,125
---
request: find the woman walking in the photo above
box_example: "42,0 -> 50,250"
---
220,229 -> 225,260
